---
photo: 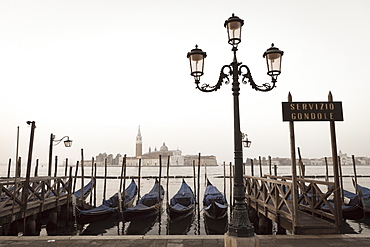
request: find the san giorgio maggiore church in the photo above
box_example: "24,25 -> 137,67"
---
95,127 -> 218,167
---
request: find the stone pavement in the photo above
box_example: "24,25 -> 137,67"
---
1,234 -> 370,246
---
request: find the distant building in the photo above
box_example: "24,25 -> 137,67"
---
136,126 -> 143,157
94,126 -> 217,167
85,127 -> 370,167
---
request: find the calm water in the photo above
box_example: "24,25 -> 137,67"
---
2,163 -> 370,236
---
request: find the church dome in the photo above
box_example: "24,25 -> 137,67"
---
160,142 -> 168,152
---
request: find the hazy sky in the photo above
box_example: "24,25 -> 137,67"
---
1,0 -> 370,166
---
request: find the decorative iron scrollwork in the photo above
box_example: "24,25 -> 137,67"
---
239,65 -> 276,92
195,62 -> 277,93
195,65 -> 231,92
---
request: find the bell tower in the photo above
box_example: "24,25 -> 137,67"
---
136,126 -> 142,157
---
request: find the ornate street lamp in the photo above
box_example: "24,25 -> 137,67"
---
187,14 -> 283,237
48,134 -> 73,176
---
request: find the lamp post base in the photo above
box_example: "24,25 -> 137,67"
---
228,204 -> 255,237
228,184 -> 254,237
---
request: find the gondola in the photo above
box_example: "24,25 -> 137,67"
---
356,184 -> 370,217
73,178 -> 95,199
71,178 -> 96,209
322,188 -> 364,220
77,179 -> 137,225
203,179 -> 228,220
167,179 -> 195,221
122,179 -> 164,221
340,189 -> 364,220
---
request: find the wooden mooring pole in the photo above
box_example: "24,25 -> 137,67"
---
223,161 -> 226,196
103,158 -> 107,200
54,156 -> 58,177
352,155 -> 358,193
159,155 -> 162,204
250,159 -> 254,176
158,154 -> 163,234
288,93 -> 299,233
16,157 -> 21,178
137,158 -> 142,202
166,155 -> 170,206
65,158 -> 69,177
204,161 -> 207,185
338,156 -> 344,203
67,166 -> 73,220
48,133 -> 53,177
325,157 -> 329,182
197,153 -> 201,206
193,160 -> 196,205
229,161 -> 233,213
15,126 -> 19,177
94,162 -> 97,207
73,161 -> 79,194
81,149 -> 85,205
197,153 -> 201,235
34,159 -> 39,177
328,91 -> 343,226
7,158 -> 11,178
268,156 -> 272,176
259,156 -> 263,177
90,157 -> 94,205
22,121 -> 36,235
119,155 -> 125,192
123,155 -> 127,194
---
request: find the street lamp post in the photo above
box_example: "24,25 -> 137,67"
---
47,134 -> 73,177
187,14 -> 283,237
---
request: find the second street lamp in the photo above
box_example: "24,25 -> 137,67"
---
187,14 -> 284,237
47,134 -> 73,177
242,133 -> 251,148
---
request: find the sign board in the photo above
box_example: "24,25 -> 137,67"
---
282,102 -> 343,121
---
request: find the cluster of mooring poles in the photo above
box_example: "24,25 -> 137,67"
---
2,126 -> 239,236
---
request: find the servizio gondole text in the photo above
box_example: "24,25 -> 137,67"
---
282,102 -> 343,122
